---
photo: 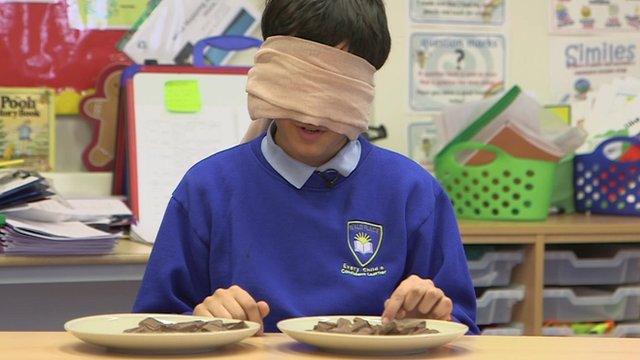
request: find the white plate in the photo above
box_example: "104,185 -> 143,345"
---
64,313 -> 260,353
277,316 -> 467,354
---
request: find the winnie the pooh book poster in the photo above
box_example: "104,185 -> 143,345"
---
0,88 -> 55,171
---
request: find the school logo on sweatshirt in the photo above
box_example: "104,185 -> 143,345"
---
347,221 -> 383,267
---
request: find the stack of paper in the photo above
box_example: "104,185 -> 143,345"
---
0,218 -> 120,256
1,198 -> 132,224
463,121 -> 565,165
570,77 -> 640,155
436,86 -> 587,164
0,171 -> 53,209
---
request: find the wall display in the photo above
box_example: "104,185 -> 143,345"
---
410,0 -> 505,25
551,0 -> 640,34
0,88 -> 56,171
408,121 -> 441,169
0,2 -> 130,94
120,0 -> 260,65
67,0 -> 148,30
549,35 -> 640,102
409,32 -> 506,111
80,64 -> 128,172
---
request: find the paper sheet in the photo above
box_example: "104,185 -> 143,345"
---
131,72 -> 251,243
121,0 -> 260,65
6,218 -> 115,239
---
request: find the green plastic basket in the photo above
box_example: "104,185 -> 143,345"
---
435,142 -> 558,221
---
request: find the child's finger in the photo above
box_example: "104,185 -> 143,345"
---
381,282 -> 411,323
427,297 -> 453,320
208,302 -> 234,320
417,288 -> 444,315
397,309 -> 407,319
229,286 -> 263,325
193,304 -> 214,317
257,301 -> 270,318
403,286 -> 427,312
220,295 -> 247,320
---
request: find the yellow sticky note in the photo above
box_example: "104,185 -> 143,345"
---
164,80 -> 201,113
545,105 -> 572,125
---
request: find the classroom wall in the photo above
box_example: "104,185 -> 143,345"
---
374,0 -> 552,155
56,1 -> 554,172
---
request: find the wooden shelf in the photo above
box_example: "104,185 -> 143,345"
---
0,239 -> 151,267
460,214 -> 640,237
2,214 -> 637,335
460,214 -> 640,336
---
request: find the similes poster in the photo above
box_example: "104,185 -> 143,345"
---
549,35 -> 640,102
409,32 -> 506,111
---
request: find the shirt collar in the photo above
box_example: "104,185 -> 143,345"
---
261,122 -> 361,189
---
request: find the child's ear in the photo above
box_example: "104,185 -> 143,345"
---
336,41 -> 349,51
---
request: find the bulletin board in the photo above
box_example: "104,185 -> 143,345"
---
0,2 -> 131,93
121,65 -> 252,243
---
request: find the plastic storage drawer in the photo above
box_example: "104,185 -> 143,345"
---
476,287 -> 525,325
481,323 -> 524,336
543,286 -> 640,322
545,249 -> 640,286
542,323 -> 640,338
468,250 -> 524,287
612,323 -> 640,338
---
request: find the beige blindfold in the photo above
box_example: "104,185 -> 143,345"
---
242,36 -> 376,143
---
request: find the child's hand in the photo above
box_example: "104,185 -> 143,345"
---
381,275 -> 452,323
193,285 -> 270,335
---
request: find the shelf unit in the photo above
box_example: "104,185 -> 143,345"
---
2,214 -> 638,333
460,214 -> 640,335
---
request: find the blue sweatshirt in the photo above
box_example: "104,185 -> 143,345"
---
133,135 -> 479,334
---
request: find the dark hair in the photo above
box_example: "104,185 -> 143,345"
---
261,0 -> 391,69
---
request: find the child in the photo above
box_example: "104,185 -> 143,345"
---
133,0 -> 479,335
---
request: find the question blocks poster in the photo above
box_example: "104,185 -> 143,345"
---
409,33 -> 506,111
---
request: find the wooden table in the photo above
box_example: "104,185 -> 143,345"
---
1,333 -> 638,360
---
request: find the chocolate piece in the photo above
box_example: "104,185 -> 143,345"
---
375,321 -> 397,335
123,317 -> 249,334
329,318 -> 353,334
313,321 -> 337,332
309,318 -> 439,336
140,317 -> 166,332
169,320 -> 205,332
224,320 -> 248,330
356,326 -> 375,335
350,317 -> 368,332
201,320 -> 225,332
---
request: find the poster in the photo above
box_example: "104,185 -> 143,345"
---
408,121 -> 441,169
67,0 -> 149,30
120,0 -> 260,65
0,2 -> 131,93
410,0 -> 505,25
551,0 -> 640,34
549,35 -> 640,102
409,32 -> 506,111
0,88 -> 56,171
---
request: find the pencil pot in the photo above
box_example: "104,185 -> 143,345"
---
435,142 -> 557,221
574,137 -> 640,216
